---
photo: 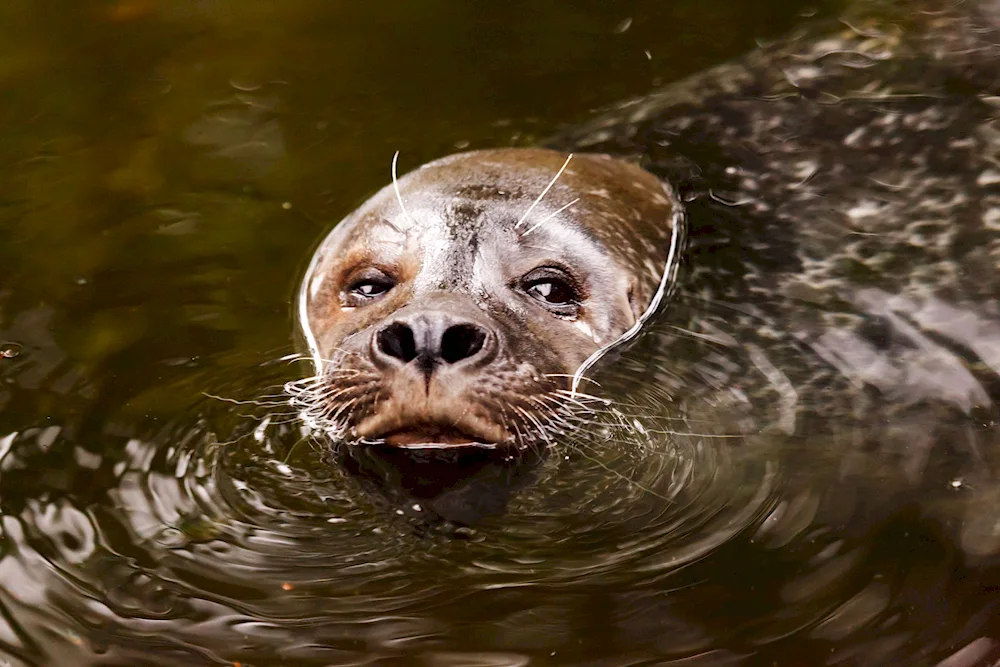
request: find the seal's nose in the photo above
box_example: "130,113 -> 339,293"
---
372,313 -> 495,377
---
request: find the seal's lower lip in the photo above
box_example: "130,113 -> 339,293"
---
390,440 -> 498,450
382,427 -> 497,449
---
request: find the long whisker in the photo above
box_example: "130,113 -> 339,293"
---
663,324 -> 736,347
514,153 -> 574,229
202,392 -> 288,408
389,150 -> 414,232
559,437 -> 671,501
514,405 -> 554,449
553,388 -> 611,406
520,197 -> 579,236
542,373 -> 601,387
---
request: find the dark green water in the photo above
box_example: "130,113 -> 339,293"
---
3,1 -> 1000,665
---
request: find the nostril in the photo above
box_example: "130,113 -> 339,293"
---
376,322 -> 417,363
441,323 -> 487,364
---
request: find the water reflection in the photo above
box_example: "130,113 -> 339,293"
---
0,369 -> 781,663
0,351 -> 998,664
2,0 -> 1000,664
338,445 -> 544,529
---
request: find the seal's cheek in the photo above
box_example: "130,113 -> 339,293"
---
492,313 -> 599,376
311,284 -> 418,362
304,247 -> 425,363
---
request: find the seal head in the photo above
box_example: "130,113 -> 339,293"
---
296,148 -> 676,450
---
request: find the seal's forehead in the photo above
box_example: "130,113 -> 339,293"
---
315,148 -> 677,300
419,149 -> 676,292
405,148 -> 675,238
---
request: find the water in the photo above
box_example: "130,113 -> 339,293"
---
2,0 -> 1000,665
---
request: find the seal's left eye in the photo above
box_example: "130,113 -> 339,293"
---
352,281 -> 390,297
343,269 -> 395,306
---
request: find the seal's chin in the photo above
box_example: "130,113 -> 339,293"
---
382,426 -> 498,450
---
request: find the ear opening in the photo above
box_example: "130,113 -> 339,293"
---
626,283 -> 641,325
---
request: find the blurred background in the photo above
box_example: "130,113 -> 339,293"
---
24,3 -> 991,667
0,1 -> 836,428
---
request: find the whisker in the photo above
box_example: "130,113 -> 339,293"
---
558,437 -> 671,501
514,406 -> 554,449
526,397 -> 588,439
677,289 -> 766,321
514,153 -> 574,229
390,150 -> 415,232
520,197 -> 579,236
663,324 -> 736,347
542,373 -> 601,387
282,433 -> 318,463
262,413 -> 310,427
645,428 -> 744,439
553,388 -> 612,406
202,392 -> 287,407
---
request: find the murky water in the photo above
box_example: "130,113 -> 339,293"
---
3,0 -> 1000,665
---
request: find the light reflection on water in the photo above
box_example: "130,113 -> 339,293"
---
0,380 -> 779,664
1,327 -> 996,664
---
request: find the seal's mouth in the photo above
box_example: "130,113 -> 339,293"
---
376,423 -> 499,450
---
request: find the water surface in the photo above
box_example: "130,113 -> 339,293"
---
3,1 -> 999,665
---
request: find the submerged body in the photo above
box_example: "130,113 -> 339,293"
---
543,0 -> 1000,553
294,0 -> 1000,546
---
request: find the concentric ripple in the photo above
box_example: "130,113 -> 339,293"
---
0,343 -> 782,665
0,316 -> 997,667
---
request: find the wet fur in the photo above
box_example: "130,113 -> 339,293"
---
290,0 -> 1000,530
544,0 -> 1000,552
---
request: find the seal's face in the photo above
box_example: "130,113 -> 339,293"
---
296,148 -> 675,450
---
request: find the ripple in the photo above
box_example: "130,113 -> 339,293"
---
0,327 -> 995,666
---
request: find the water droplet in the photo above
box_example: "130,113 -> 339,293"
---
614,17 -> 632,33
0,343 -> 22,359
229,77 -> 262,92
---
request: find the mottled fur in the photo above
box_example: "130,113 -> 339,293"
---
548,0 -> 1000,552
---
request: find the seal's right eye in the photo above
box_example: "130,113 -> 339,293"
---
519,266 -> 582,318
342,268 -> 395,306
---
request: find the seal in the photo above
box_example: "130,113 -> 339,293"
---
293,0 -> 1000,485
292,148 -> 680,450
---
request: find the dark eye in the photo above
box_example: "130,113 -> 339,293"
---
527,279 -> 573,304
343,268 -> 395,306
352,281 -> 390,297
520,267 -> 581,316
